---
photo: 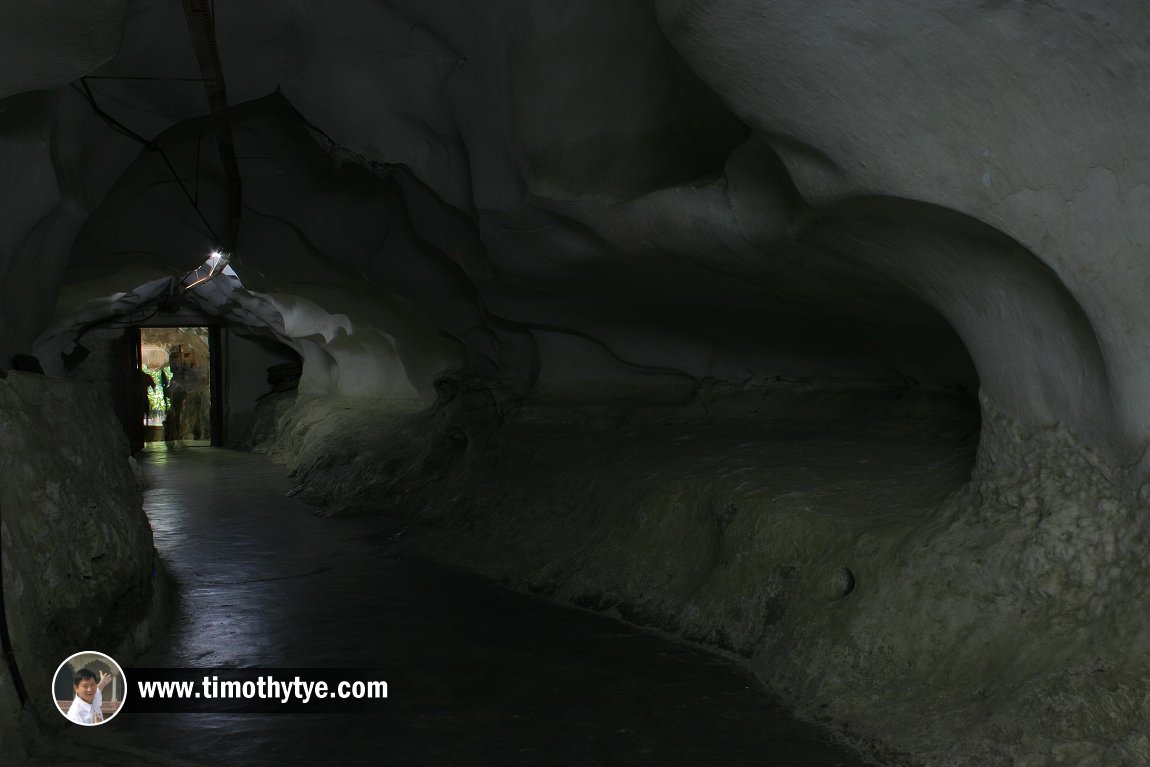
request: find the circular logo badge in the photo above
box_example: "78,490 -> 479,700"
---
53,651 -> 127,725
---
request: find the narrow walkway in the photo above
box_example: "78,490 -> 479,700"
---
57,448 -> 870,766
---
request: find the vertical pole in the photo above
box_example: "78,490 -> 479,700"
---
210,326 -> 224,446
124,327 -> 144,452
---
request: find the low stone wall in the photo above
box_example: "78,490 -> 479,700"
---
0,372 -> 171,761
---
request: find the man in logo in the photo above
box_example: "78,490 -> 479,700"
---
65,668 -> 113,725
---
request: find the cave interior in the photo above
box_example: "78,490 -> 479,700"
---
2,1 -> 1149,765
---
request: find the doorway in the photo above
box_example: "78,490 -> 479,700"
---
139,327 -> 217,446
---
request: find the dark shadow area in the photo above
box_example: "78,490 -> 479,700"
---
39,448 -> 871,766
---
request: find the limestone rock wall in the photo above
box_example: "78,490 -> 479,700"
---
262,388 -> 1150,766
655,0 -> 1150,460
3,2 -> 1150,765
0,373 -> 170,761
0,0 -> 130,366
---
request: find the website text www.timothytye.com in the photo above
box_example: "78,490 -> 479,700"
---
138,675 -> 387,704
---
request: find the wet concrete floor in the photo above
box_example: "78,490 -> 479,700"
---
48,447 -> 871,766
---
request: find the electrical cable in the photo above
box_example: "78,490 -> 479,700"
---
74,79 -> 223,246
81,75 -> 206,82
180,0 -> 242,253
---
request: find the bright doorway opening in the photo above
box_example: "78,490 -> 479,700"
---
139,327 -> 213,445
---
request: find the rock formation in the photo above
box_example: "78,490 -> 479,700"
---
2,2 -> 1148,763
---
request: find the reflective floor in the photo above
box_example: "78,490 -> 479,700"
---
38,447 -> 870,766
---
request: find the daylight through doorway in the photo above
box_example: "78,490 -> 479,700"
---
140,327 -> 212,445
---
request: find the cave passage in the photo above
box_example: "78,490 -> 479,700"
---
41,447 -> 869,766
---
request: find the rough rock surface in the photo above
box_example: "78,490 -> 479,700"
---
258,385 -> 1150,766
0,373 -> 170,761
4,1 -> 1150,765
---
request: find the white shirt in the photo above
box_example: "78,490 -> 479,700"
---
65,688 -> 103,725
